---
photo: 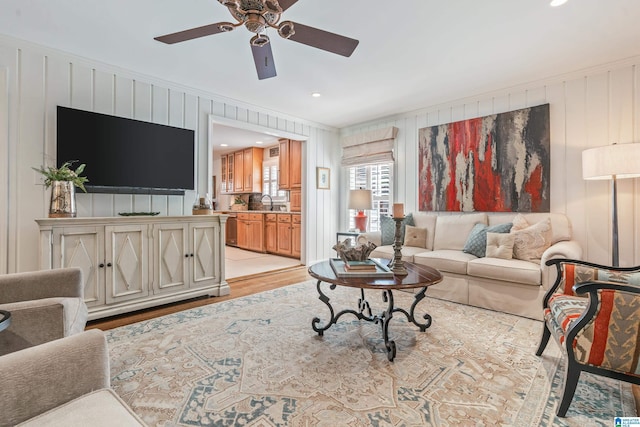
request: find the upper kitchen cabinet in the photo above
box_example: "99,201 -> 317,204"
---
243,147 -> 263,193
221,147 -> 263,194
278,139 -> 302,190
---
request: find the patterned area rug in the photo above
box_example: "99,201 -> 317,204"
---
107,281 -> 636,426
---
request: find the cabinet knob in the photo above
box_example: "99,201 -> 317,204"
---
106,262 -> 112,267
185,254 -> 189,258
99,263 -> 105,268
190,253 -> 195,257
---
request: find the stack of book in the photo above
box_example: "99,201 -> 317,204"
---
343,260 -> 378,272
329,258 -> 394,278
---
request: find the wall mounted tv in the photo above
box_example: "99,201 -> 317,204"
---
56,106 -> 195,195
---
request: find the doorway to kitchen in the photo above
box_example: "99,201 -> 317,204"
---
225,246 -> 302,280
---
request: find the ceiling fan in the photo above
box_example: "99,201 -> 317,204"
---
154,0 -> 359,80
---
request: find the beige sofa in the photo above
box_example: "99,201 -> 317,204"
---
357,212 -> 582,320
0,329 -> 146,426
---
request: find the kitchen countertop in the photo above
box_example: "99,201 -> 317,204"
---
215,210 -> 300,214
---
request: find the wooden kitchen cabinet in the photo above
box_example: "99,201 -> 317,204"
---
278,139 -> 301,190
233,151 -> 244,192
290,189 -> 301,212
291,214 -> 301,258
265,213 -> 277,253
243,147 -> 263,193
221,154 -> 235,194
237,212 -> 264,252
276,214 -> 292,256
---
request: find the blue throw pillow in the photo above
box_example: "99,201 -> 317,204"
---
380,213 -> 415,245
463,222 -> 513,258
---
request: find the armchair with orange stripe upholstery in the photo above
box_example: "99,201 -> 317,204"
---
536,258 -> 640,417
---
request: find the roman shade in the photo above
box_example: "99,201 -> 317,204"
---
341,126 -> 398,166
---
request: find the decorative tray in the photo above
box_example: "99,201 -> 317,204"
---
118,212 -> 160,216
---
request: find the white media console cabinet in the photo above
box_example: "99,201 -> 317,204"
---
36,215 -> 229,320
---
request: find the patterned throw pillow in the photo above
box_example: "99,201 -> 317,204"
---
485,232 -> 515,259
380,213 -> 414,245
511,218 -> 553,261
403,225 -> 428,248
462,222 -> 513,258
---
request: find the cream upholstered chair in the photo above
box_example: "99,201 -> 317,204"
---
0,329 -> 146,426
0,267 -> 88,356
536,258 -> 640,417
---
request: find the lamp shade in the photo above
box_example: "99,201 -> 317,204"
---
582,142 -> 640,180
348,189 -> 373,211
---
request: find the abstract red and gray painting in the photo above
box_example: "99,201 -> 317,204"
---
418,104 -> 550,212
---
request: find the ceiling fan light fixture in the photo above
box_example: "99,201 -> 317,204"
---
218,23 -> 237,32
263,1 -> 283,14
245,14 -> 267,33
218,0 -> 240,8
250,34 -> 270,47
278,21 -> 295,39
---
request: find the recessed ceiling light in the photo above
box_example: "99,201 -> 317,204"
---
550,0 -> 568,6
311,92 -> 321,98
220,143 -> 228,147
256,141 -> 263,144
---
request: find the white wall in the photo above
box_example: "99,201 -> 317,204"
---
340,57 -> 640,267
0,34 -> 341,274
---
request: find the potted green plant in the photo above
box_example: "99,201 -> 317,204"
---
33,160 -> 89,218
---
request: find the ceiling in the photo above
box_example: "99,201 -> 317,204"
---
1,0 -> 640,132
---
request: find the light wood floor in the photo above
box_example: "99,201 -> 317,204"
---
86,266 -> 311,331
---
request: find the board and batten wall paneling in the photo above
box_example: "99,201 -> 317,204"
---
0,34 -> 339,273
340,58 -> 640,266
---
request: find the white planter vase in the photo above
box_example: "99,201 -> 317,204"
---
49,181 -> 77,218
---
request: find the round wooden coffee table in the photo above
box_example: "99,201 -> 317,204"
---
308,259 -> 442,361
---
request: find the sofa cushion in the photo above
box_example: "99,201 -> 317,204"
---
414,250 -> 475,274
485,232 -> 515,259
512,218 -> 553,261
467,257 -> 541,286
462,222 -> 513,258
380,214 -> 414,245
370,245 -> 426,263
433,213 -> 487,251
404,225 -> 428,248
488,212 -> 572,245
411,213 -> 438,250
18,389 -> 146,426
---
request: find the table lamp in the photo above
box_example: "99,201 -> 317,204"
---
349,189 -> 373,232
582,142 -> 640,266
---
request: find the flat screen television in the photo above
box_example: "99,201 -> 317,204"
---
56,106 -> 195,195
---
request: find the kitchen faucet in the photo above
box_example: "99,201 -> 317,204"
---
261,194 -> 274,211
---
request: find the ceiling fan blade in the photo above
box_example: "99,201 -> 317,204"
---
285,22 -> 359,57
154,23 -> 227,44
251,42 -> 277,80
278,0 -> 299,11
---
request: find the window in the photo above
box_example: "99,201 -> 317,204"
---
262,159 -> 287,201
348,163 -> 392,232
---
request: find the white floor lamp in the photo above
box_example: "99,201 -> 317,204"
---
582,142 -> 640,266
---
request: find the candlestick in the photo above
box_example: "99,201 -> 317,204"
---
393,203 -> 404,218
387,217 -> 408,276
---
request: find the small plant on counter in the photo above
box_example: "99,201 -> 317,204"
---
233,196 -> 247,205
32,160 -> 89,192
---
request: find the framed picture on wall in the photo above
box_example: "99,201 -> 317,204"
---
316,167 -> 330,190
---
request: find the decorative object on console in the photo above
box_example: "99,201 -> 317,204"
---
193,193 -> 214,215
582,142 -> 640,266
332,240 -> 377,262
32,160 -> 88,218
418,103 -> 550,212
348,188 -> 372,232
